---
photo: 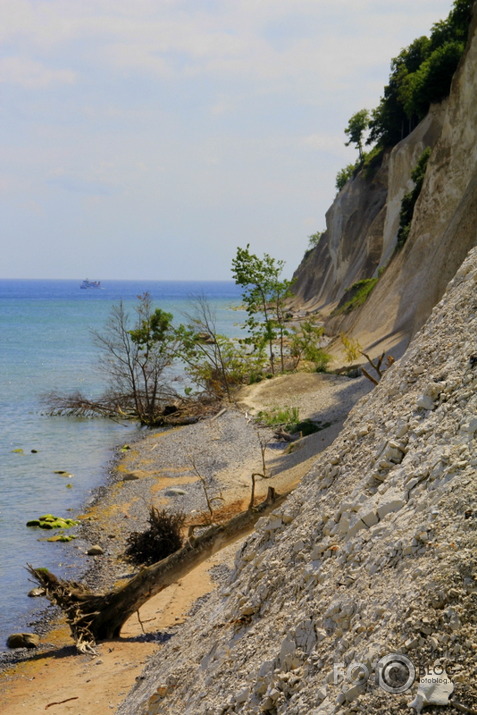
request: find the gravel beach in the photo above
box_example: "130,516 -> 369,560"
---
80,371 -> 373,566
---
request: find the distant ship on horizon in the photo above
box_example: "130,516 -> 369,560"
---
80,279 -> 101,289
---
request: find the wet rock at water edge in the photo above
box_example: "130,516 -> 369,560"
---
27,587 -> 46,598
7,633 -> 40,649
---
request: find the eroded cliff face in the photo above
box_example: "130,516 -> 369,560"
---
293,8 -> 477,358
292,157 -> 389,313
293,106 -> 443,316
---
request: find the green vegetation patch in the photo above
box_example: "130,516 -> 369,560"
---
256,406 -> 330,436
333,278 -> 379,316
396,147 -> 432,250
335,0 -> 472,190
257,406 -> 300,428
26,514 -> 80,530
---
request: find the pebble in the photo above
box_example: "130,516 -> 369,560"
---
87,545 -> 104,555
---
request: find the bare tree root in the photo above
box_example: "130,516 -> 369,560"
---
360,351 -> 395,385
27,488 -> 284,651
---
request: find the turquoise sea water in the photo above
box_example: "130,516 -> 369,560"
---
0,279 -> 242,649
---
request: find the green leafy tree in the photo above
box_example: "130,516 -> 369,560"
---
368,0 -> 472,148
175,296 -> 263,400
231,245 -> 292,374
344,109 -> 369,160
430,0 -> 473,49
290,321 -> 331,372
93,292 -> 178,425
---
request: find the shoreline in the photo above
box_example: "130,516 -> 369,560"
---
1,371 -> 372,713
0,430 -> 142,673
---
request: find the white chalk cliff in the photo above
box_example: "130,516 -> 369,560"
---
293,7 -> 477,358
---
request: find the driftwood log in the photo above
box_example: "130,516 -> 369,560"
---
28,487 -> 284,651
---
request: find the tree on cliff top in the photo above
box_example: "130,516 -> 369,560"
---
336,0 -> 473,191
344,109 -> 369,161
368,0 -> 473,147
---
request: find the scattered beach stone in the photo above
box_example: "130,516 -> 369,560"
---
27,587 -> 46,598
122,473 -> 140,481
164,488 -> 187,497
7,633 -> 40,649
87,545 -> 104,555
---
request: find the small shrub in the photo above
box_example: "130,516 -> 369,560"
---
307,230 -> 324,250
124,507 -> 185,566
290,321 -> 330,371
334,278 -> 379,315
340,333 -> 362,364
257,407 -> 330,436
336,163 -> 358,191
309,347 -> 332,372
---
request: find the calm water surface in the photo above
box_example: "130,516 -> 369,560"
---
0,279 -> 242,648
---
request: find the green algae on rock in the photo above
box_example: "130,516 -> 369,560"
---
26,514 -> 80,529
45,534 -> 77,543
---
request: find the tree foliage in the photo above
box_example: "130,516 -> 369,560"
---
336,0 -> 472,190
231,244 -> 293,374
344,109 -> 369,160
336,163 -> 358,191
175,295 -> 263,400
368,0 -> 472,148
43,293 -> 179,426
308,230 -> 325,250
92,293 -> 178,425
289,321 -> 331,372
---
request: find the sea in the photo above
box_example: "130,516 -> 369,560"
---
0,278 -> 243,650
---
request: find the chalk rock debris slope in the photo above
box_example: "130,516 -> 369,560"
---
118,248 -> 477,714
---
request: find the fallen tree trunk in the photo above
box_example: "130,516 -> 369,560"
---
28,488 -> 285,651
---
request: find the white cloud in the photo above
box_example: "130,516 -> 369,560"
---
0,57 -> 76,88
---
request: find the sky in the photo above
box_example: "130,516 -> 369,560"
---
0,0 -> 455,280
